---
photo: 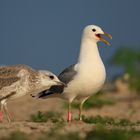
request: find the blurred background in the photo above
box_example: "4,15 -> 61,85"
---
0,1 -> 140,140
0,0 -> 140,80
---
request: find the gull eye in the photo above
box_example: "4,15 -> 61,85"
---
49,75 -> 54,80
92,29 -> 96,32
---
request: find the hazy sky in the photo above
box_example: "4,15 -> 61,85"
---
0,0 -> 140,79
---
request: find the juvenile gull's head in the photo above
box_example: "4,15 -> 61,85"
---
31,70 -> 65,98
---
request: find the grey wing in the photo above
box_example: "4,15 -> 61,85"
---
58,64 -> 77,84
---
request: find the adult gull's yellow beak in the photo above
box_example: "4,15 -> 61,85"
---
100,32 -> 112,45
96,32 -> 112,45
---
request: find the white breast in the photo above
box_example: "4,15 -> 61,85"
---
63,62 -> 106,101
62,39 -> 106,102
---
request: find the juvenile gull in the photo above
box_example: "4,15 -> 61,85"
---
0,64 -> 64,122
35,25 -> 112,122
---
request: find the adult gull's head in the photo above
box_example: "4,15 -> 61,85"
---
82,25 -> 112,45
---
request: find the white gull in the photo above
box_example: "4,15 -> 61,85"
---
34,25 -> 112,122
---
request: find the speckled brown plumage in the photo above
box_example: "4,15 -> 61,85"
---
0,91 -> 16,101
0,64 -> 36,75
0,77 -> 20,90
0,64 -> 63,122
0,64 -> 39,100
0,64 -> 38,83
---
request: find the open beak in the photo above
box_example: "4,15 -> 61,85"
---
96,32 -> 112,46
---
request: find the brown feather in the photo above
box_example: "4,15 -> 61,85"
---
0,77 -> 20,90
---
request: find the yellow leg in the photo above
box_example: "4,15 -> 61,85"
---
79,97 -> 89,121
79,102 -> 83,121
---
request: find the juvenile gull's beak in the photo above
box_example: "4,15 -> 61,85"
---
96,32 -> 112,46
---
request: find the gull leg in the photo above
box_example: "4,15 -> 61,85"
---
79,97 -> 89,121
79,102 -> 83,121
67,102 -> 72,122
0,103 -> 4,122
3,102 -> 12,123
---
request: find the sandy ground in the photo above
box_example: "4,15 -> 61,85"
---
0,87 -> 140,138
5,92 -> 140,122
